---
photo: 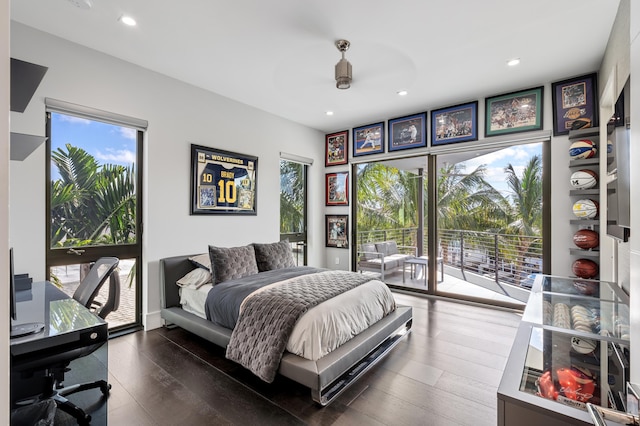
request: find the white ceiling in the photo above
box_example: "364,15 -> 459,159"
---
11,0 -> 621,133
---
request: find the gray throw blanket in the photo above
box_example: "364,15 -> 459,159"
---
225,270 -> 375,382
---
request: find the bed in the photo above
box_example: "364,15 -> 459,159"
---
159,242 -> 412,406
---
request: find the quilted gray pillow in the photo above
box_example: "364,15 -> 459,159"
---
208,245 -> 259,284
252,240 -> 295,272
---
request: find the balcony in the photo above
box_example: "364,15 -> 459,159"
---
357,227 -> 542,306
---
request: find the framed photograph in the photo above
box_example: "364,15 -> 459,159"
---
190,144 -> 258,215
326,215 -> 349,248
551,73 -> 598,136
485,86 -> 544,137
325,130 -> 348,166
388,112 -> 427,151
431,101 -> 478,146
325,172 -> 349,206
352,122 -> 384,157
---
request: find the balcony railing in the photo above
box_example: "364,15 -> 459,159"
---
357,227 -> 542,288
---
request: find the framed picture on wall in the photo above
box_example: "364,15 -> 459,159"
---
326,214 -> 349,248
190,144 -> 258,215
352,122 -> 384,157
485,86 -> 544,137
325,130 -> 349,166
388,112 -> 427,151
551,73 -> 598,136
430,101 -> 478,146
325,172 -> 349,206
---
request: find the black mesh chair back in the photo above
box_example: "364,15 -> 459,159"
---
72,257 -> 120,319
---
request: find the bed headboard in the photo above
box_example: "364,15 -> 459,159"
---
159,254 -> 199,309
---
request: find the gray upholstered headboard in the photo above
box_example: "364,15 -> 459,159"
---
159,254 -> 199,309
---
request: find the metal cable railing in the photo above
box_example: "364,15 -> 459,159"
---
357,228 -> 542,288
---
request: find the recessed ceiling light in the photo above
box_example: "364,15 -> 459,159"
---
119,15 -> 137,26
325,111 -> 334,116
507,58 -> 520,67
397,90 -> 408,96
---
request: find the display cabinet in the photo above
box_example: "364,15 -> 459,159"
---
498,274 -> 630,426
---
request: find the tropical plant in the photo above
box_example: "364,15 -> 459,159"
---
50,143 -> 137,247
279,160 -> 305,234
436,162 -> 508,263
501,155 -> 543,284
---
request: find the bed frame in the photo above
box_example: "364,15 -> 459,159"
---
159,254 -> 413,406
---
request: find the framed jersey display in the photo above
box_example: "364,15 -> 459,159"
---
190,144 -> 258,215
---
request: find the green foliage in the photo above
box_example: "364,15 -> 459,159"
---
280,160 -> 305,234
50,143 -> 137,247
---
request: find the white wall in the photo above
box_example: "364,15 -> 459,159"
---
10,22 -> 325,329
629,0 -> 640,384
1,0 -> 9,422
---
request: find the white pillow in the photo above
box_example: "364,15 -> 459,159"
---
176,267 -> 212,289
189,253 -> 211,271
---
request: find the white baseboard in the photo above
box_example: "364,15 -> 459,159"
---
144,310 -> 163,331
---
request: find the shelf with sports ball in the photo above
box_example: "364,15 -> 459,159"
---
568,128 -> 605,281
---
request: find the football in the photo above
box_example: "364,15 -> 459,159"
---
572,258 -> 599,279
570,169 -> 598,189
569,139 -> 597,160
573,229 -> 599,249
570,118 -> 592,130
572,199 -> 599,219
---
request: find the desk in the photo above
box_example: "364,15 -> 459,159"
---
402,256 -> 444,285
10,282 -> 108,425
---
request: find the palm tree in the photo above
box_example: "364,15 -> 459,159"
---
502,155 -> 543,284
279,160 -> 304,234
356,163 -> 421,246
50,143 -> 137,247
436,162 -> 508,264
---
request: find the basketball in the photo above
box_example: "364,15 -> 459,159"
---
569,139 -> 597,160
572,258 -> 599,279
572,199 -> 599,219
571,337 -> 597,355
573,229 -> 599,249
570,169 -> 598,189
573,280 -> 599,296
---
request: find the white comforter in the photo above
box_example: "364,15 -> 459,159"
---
179,277 -> 396,361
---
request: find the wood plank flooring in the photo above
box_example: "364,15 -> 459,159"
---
105,292 -> 522,425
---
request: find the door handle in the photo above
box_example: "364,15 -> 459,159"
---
66,248 -> 85,256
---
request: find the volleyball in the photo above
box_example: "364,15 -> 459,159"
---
571,337 -> 597,355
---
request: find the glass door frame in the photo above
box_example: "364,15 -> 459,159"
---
45,111 -> 144,333
279,160 -> 308,266
351,140 -> 550,309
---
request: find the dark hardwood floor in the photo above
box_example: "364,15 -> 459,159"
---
105,292 -> 522,425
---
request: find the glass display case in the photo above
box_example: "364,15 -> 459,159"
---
498,275 -> 631,426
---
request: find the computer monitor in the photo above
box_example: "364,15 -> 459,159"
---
9,247 -> 44,338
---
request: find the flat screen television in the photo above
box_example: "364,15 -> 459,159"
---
9,248 -> 44,338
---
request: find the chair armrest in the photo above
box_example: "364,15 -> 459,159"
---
358,251 -> 383,260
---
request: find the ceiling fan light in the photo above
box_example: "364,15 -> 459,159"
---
334,39 -> 352,90
335,58 -> 352,89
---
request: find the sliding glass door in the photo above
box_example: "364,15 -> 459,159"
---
352,142 -> 547,308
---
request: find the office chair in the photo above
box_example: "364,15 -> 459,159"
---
45,257 -> 121,424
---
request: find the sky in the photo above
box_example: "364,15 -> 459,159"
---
458,142 -> 543,197
50,112 -> 137,180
